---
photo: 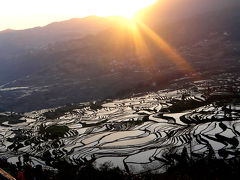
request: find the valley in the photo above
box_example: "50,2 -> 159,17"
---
0,72 -> 240,173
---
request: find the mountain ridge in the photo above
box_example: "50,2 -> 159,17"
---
1,0 -> 240,112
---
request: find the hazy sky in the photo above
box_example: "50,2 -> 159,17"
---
0,0 -> 157,31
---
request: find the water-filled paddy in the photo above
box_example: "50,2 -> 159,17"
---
1,87 -> 240,173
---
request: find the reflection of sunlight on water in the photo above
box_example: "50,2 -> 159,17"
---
82,132 -> 111,144
100,130 -> 144,143
0,86 -> 29,91
102,134 -> 156,147
1,88 -> 240,173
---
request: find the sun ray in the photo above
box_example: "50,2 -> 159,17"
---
128,21 -> 154,70
135,19 -> 199,77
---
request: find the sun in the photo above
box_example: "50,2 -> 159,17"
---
0,0 -> 158,31
92,0 -> 158,19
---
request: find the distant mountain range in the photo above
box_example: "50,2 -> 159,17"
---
0,0 -> 240,112
0,16 -> 129,84
0,16 -> 112,59
1,0 -> 239,59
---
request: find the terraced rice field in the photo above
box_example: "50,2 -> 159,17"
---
0,89 -> 240,174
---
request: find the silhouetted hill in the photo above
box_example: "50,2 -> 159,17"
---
0,16 -> 111,59
138,0 -> 240,25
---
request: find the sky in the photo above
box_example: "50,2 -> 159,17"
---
0,0 -> 157,31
